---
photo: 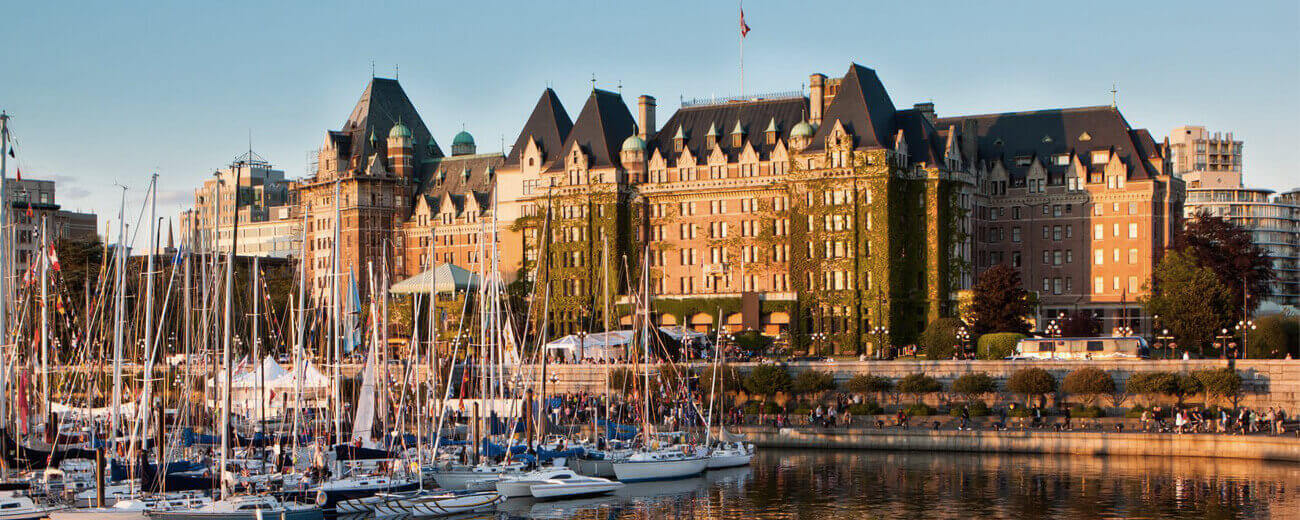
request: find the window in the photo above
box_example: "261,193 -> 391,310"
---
1113,276 -> 1120,291
1113,248 -> 1121,263
1093,204 -> 1103,216
1042,251 -> 1051,265
1093,224 -> 1103,240
1128,248 -> 1138,264
1066,225 -> 1073,238
1094,277 -> 1104,294
1042,226 -> 1050,240
1012,252 -> 1022,267
1012,227 -> 1021,243
1094,250 -> 1104,265
1065,250 -> 1073,263
1113,223 -> 1120,237
1086,341 -> 1104,352
1052,226 -> 1062,241
1129,276 -> 1140,293
1128,223 -> 1138,239
1039,341 -> 1056,352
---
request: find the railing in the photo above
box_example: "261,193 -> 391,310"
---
680,90 -> 804,108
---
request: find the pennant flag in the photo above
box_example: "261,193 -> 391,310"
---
15,167 -> 20,181
7,148 -> 12,158
49,244 -> 61,271
25,202 -> 32,219
740,6 -> 751,37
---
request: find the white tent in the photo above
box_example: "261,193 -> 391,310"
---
268,361 -> 330,390
232,356 -> 289,388
659,326 -> 710,343
544,331 -> 637,362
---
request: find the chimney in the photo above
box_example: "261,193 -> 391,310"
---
809,73 -> 827,125
638,95 -> 656,140
913,102 -> 937,126
961,119 -> 979,164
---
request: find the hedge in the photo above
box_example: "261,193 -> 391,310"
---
977,333 -> 1026,360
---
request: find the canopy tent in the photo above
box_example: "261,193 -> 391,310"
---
389,263 -> 480,294
267,361 -> 330,390
543,330 -> 636,362
206,358 -> 332,416
659,326 -> 710,343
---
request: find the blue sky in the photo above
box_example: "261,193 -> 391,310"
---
1,0 -> 1296,237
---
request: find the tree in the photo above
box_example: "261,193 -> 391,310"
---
743,364 -> 792,397
1245,315 -> 1300,359
976,333 -> 1025,360
731,330 -> 773,356
1061,367 -> 1115,406
791,370 -> 837,395
1179,211 -> 1274,319
970,264 -> 1034,335
697,364 -> 743,399
1193,368 -> 1243,405
1126,371 -> 1178,405
1006,368 -> 1056,405
1058,310 -> 1101,337
920,318 -> 965,359
54,236 -> 105,303
951,372 -> 997,397
1141,250 -> 1233,351
845,374 -> 893,394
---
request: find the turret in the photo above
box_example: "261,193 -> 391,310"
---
386,121 -> 413,177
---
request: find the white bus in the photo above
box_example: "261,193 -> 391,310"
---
1013,337 -> 1149,360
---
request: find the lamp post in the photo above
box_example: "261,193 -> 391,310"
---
955,325 -> 970,359
1235,319 -> 1255,359
870,326 -> 889,359
1214,328 -> 1233,359
1155,328 -> 1174,360
1045,314 -> 1063,338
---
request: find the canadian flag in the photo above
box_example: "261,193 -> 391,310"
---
48,244 -> 61,271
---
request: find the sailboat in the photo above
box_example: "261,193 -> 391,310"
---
701,315 -> 753,470
610,248 -> 707,483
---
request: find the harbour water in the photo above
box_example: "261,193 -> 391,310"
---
472,449 -> 1300,519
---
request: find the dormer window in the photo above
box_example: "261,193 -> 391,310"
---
1054,154 -> 1070,166
1015,156 -> 1032,167
1091,150 -> 1110,165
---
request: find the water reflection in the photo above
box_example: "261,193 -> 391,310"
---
491,450 -> 1298,519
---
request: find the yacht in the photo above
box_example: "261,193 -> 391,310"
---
611,449 -> 707,482
526,470 -> 624,500
50,492 -> 212,520
147,495 -> 323,520
705,442 -> 754,469
0,489 -> 67,520
431,462 -> 527,491
309,474 -> 418,514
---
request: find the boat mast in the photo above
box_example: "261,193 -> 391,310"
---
291,201 -> 307,453
39,214 -> 48,423
139,174 -> 158,461
252,254 -> 262,474
0,111 -> 9,442
219,157 -> 242,498
331,179 -> 342,447
109,187 -> 126,455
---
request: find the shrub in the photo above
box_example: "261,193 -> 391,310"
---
1009,406 -> 1033,418
951,372 -> 997,396
1124,405 -> 1147,419
1174,373 -> 1203,400
921,318 -> 966,360
743,364 -> 792,396
1193,368 -> 1242,401
732,329 -> 774,355
1061,368 -> 1116,406
762,401 -> 781,414
904,403 -> 936,416
897,373 -> 942,394
848,401 -> 884,416
742,400 -> 762,415
1126,371 -> 1178,397
948,401 -> 990,417
846,374 -> 894,394
791,369 -> 837,394
1068,405 -> 1105,418
1006,368 -> 1057,403
977,333 -> 1026,360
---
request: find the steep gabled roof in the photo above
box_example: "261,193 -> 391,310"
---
894,109 -> 945,167
649,97 -> 806,167
546,89 -> 636,172
416,153 -> 504,202
506,88 -> 573,167
808,63 -> 898,151
341,78 -> 442,163
937,105 -> 1161,182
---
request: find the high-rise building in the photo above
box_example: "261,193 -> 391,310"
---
1169,125 -> 1243,189
1184,187 -> 1300,309
188,151 -> 299,257
3,178 -> 99,277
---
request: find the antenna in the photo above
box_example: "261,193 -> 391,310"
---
617,81 -> 623,95
1110,83 -> 1118,108
590,73 -> 597,91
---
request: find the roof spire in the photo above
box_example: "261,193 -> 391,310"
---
395,64 -> 399,80
591,73 -> 597,91
370,60 -> 375,78
1110,83 -> 1118,108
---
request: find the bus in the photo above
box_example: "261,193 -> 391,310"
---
1012,337 -> 1149,360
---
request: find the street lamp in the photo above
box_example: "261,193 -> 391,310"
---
1235,319 -> 1255,359
955,325 -> 970,359
1155,328 -> 1174,359
1214,328 -> 1234,359
870,326 -> 889,358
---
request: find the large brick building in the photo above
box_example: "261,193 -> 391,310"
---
296,63 -> 1183,352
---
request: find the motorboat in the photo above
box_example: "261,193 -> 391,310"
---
370,489 -> 503,517
0,489 -> 68,520
431,462 -> 527,491
527,471 -> 624,500
147,495 -> 323,520
705,442 -> 754,469
309,474 -> 418,514
611,449 -> 707,482
49,491 -> 212,520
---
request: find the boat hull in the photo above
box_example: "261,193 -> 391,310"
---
0,505 -> 69,520
371,491 -> 503,517
612,458 -> 707,483
706,453 -> 753,469
49,510 -> 145,520
494,479 -> 543,498
530,481 -> 624,500
569,457 -> 616,478
145,508 -> 324,520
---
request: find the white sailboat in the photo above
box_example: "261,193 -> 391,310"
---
495,467 -> 623,499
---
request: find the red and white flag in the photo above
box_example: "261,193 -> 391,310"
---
740,6 -> 751,37
48,244 -> 61,271
15,167 -> 21,181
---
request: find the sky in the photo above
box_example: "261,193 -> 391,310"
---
1,0 -> 1297,241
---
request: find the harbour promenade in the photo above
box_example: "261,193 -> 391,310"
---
733,424 -> 1300,463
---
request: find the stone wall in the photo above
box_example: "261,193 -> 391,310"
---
736,426 -> 1300,463
533,359 -> 1300,410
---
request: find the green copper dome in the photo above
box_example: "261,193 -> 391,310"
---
621,134 -> 646,152
791,120 -> 815,138
452,130 -> 475,147
388,121 -> 412,139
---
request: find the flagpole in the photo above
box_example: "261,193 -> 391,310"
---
739,1 -> 744,97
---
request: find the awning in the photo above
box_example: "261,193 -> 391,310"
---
389,263 -> 480,294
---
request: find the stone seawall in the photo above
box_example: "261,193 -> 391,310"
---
536,359 -> 1300,409
735,426 -> 1300,463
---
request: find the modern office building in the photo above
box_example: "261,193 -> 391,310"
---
1184,186 -> 1300,308
4,178 -> 99,277
186,151 -> 300,258
1169,125 -> 1243,189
